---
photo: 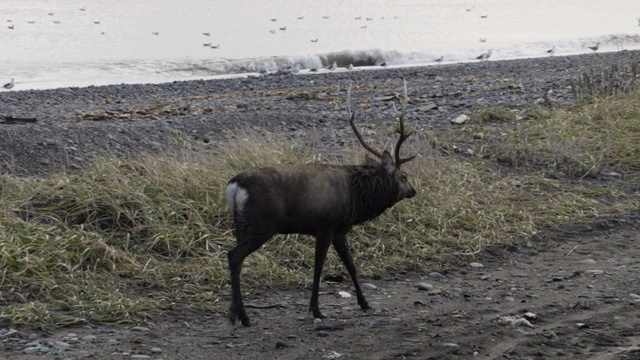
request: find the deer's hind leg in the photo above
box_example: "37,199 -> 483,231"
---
309,231 -> 334,319
227,222 -> 276,326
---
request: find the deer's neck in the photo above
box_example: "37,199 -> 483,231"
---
348,167 -> 398,224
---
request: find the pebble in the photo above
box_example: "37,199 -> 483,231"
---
338,291 -> 351,298
451,114 -> 469,124
362,283 -> 377,290
428,272 -> 445,279
150,347 -> 162,353
130,326 -> 150,331
81,335 -> 97,342
469,262 -> 484,268
318,331 -> 330,337
106,339 -> 119,345
585,270 -> 604,275
417,282 -> 433,291
131,355 -> 150,359
442,342 -> 461,354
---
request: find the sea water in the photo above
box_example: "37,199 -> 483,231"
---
1,0 -> 640,90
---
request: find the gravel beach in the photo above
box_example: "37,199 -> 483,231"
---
1,50 -> 639,176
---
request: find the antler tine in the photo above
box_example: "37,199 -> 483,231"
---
347,82 -> 383,159
394,78 -> 417,166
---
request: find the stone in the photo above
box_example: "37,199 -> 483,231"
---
417,282 -> 433,291
451,114 -> 469,124
362,283 -> 378,290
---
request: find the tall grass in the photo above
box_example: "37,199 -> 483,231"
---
1,91 -> 640,330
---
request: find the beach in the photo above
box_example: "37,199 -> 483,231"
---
0,51 -> 640,175
1,50 -> 639,176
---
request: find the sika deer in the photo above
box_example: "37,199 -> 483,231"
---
226,81 -> 417,326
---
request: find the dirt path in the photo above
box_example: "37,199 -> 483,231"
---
4,215 -> 639,359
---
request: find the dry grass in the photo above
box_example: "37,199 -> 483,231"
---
1,90 -> 639,330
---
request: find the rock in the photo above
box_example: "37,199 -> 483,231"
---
338,291 -> 351,298
131,355 -> 150,359
419,103 -> 437,111
584,270 -> 604,275
318,331 -> 330,337
150,347 -> 162,353
417,282 -> 433,291
23,342 -> 62,355
523,312 -> 537,320
362,283 -> 378,290
81,335 -> 97,342
498,316 -> 535,328
324,351 -> 344,359
275,341 -> 290,349
130,326 -> 150,331
442,343 -> 461,354
428,272 -> 445,279
601,171 -> 622,178
451,114 -> 469,124
469,262 -> 484,268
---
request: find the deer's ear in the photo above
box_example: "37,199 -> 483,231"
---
381,151 -> 395,174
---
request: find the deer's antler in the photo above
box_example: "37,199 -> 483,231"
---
347,82 -> 383,160
394,78 -> 417,166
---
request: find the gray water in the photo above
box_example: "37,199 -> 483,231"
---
2,0 -> 640,89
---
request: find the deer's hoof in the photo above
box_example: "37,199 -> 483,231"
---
311,308 -> 326,320
229,306 -> 252,326
240,314 -> 251,326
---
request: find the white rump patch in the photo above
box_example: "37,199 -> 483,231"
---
226,182 -> 249,214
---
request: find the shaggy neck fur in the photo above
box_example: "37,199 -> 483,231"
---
348,165 -> 399,224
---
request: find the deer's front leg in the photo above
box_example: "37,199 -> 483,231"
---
333,233 -> 370,311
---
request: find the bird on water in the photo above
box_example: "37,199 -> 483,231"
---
3,78 -> 14,90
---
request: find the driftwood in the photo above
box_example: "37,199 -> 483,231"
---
0,116 -> 38,124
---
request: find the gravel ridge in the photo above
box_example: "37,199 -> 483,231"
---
1,50 -> 638,176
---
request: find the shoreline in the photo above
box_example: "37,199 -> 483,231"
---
1,49 -> 639,176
